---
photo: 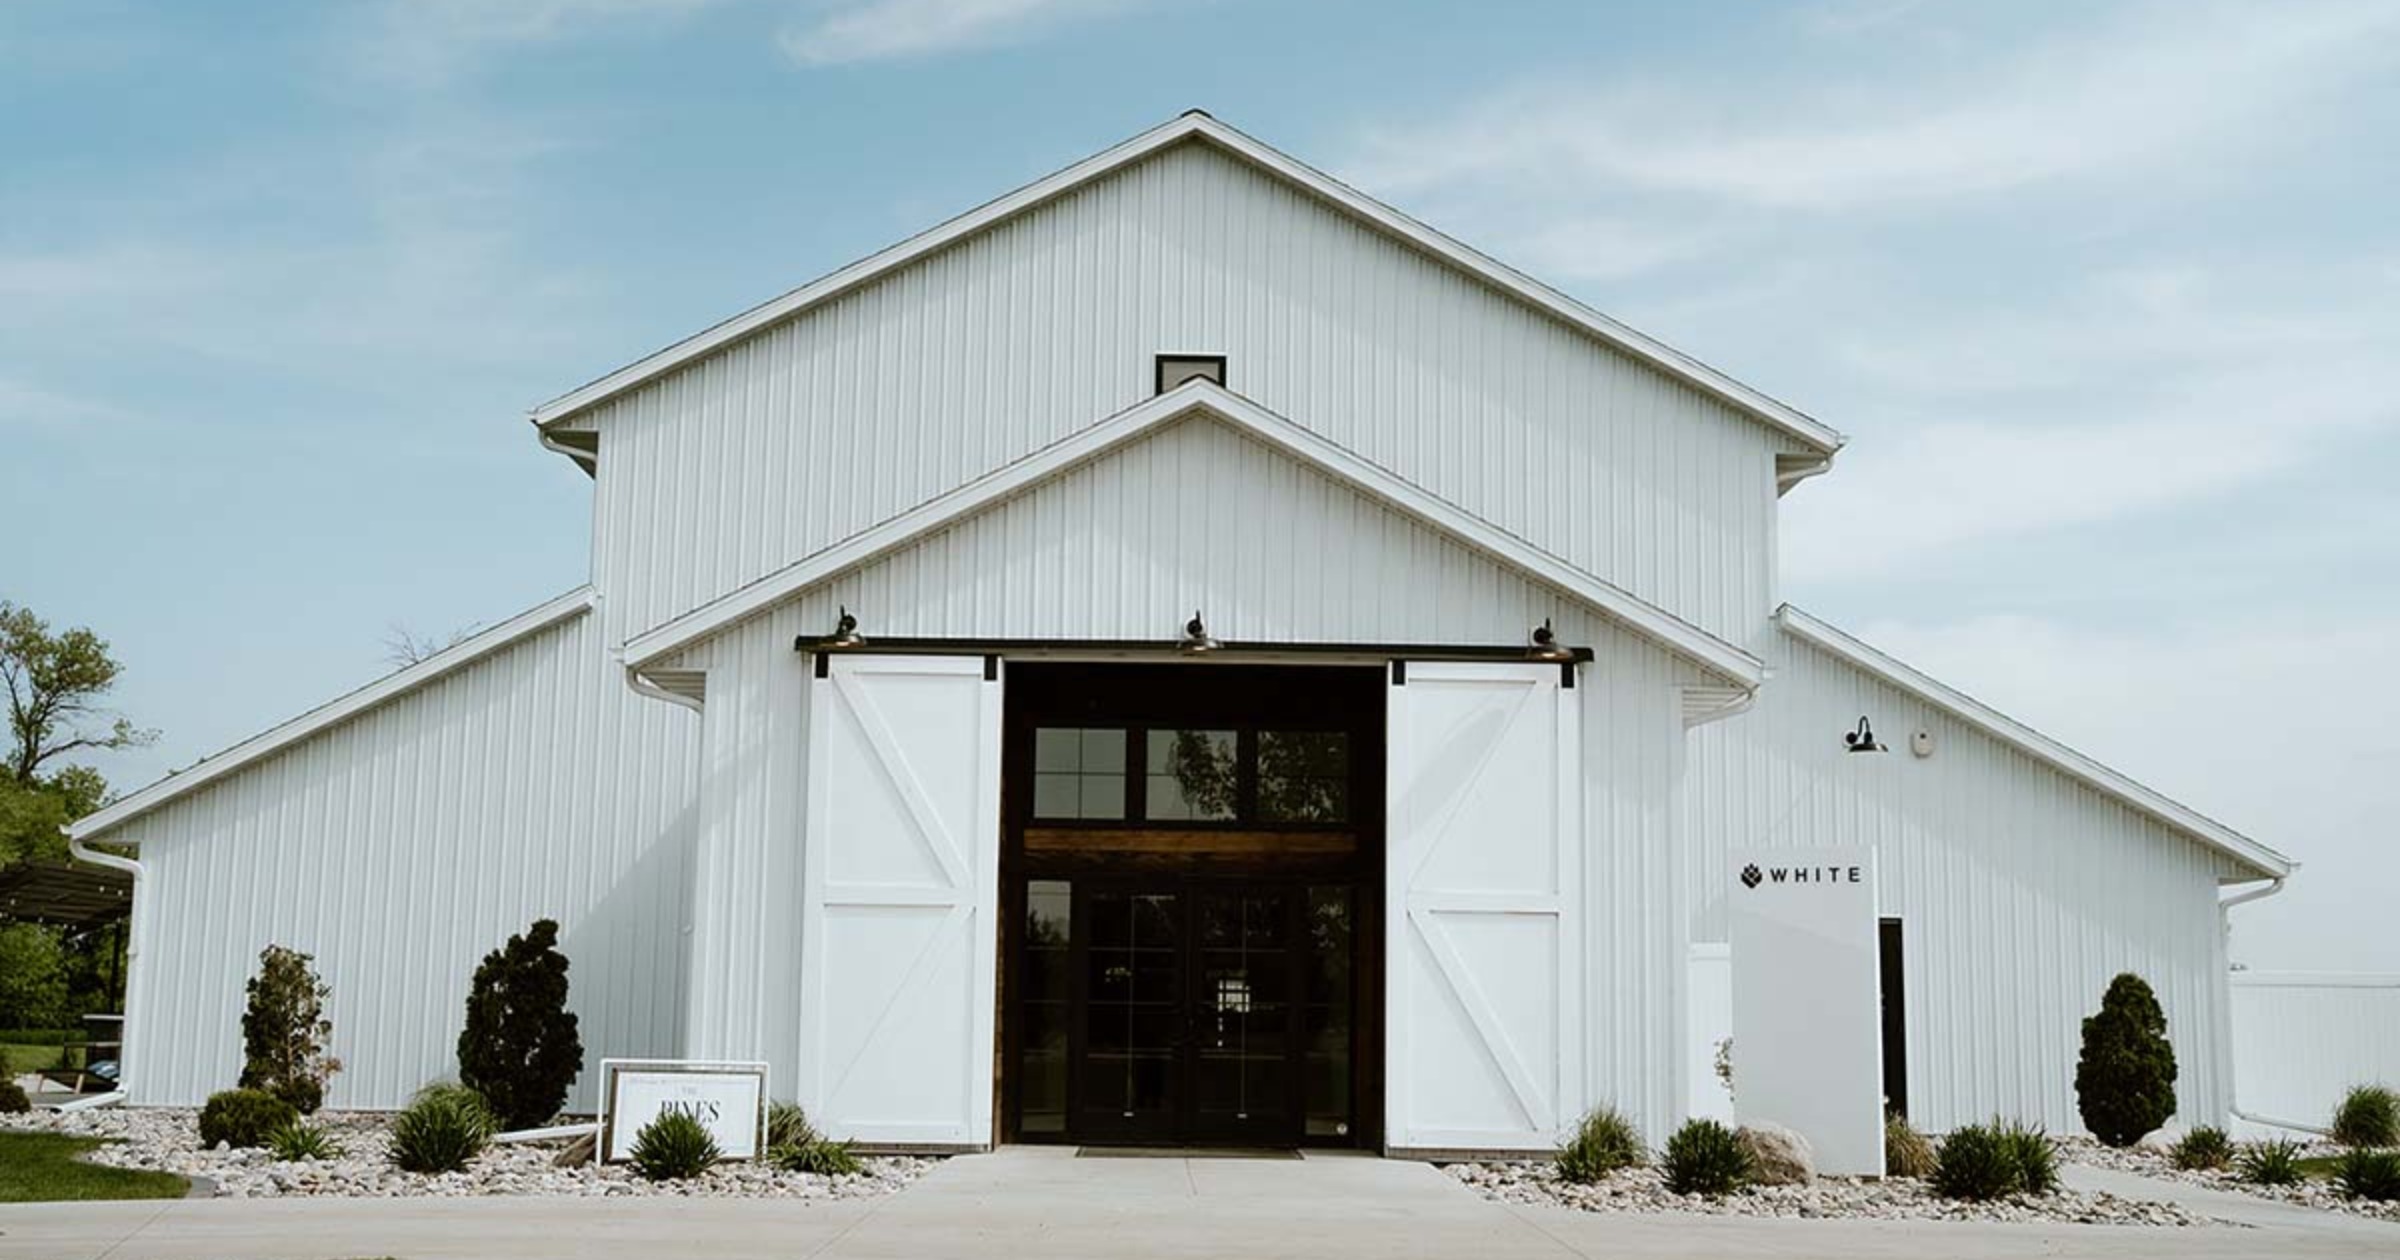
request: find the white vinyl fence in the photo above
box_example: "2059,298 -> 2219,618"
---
2230,971 -> 2400,1135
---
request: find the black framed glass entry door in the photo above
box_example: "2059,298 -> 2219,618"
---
1072,882 -> 1301,1145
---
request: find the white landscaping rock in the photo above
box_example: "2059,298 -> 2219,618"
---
1735,1123 -> 1814,1186
1446,1158 -> 2226,1227
5,1107 -> 935,1201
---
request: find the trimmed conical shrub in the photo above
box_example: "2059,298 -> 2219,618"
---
2073,972 -> 2177,1147
456,918 -> 584,1131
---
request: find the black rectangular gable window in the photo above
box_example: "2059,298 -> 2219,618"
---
1155,354 -> 1226,394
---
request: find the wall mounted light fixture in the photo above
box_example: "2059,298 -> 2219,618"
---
1527,618 -> 1575,663
1844,715 -> 1886,754
825,606 -> 865,650
1178,610 -> 1221,655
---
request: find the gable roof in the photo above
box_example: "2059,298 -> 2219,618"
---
529,111 -> 1843,457
623,378 -> 1768,686
69,588 -> 599,844
1777,605 -> 2292,880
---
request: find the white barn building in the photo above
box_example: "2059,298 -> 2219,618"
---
70,113 -> 2291,1154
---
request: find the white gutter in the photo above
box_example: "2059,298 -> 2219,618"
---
66,836 -> 144,1102
623,664 -> 702,714
1775,454 -> 1835,494
538,427 -> 598,476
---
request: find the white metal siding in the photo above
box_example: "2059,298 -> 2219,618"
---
666,412 -> 1704,1143
1685,631 -> 2244,1133
117,608 -> 700,1110
588,140 -> 1789,648
2230,973 -> 2400,1132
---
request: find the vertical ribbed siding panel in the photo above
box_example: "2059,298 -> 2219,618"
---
116,610 -> 700,1110
662,413 -> 1704,1128
1684,632 -> 2241,1134
587,141 -> 1789,648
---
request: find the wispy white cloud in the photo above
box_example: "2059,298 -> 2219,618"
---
1347,1 -> 2400,215
363,0 -> 728,84
780,0 -> 1134,66
1781,260 -> 2400,583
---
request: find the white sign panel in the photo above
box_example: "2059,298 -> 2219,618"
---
599,1059 -> 768,1163
1728,847 -> 1884,1176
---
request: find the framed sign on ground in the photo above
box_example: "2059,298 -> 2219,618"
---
598,1059 -> 769,1163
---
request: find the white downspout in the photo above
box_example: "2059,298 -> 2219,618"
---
67,834 -> 143,1105
2219,875 -> 2300,1133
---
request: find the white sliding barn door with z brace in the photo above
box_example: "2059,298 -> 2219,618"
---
1385,661 -> 1585,1153
798,654 -> 1001,1147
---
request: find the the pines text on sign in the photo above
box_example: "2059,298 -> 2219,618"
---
599,1059 -> 768,1163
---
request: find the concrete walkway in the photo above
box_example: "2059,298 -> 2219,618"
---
4,1148 -> 2398,1260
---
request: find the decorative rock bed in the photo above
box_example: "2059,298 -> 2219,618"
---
6,1107 -> 935,1200
1447,1160 -> 2224,1227
2059,1136 -> 2400,1225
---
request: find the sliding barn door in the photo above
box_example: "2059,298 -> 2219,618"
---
799,655 -> 1001,1146
1385,661 -> 1583,1152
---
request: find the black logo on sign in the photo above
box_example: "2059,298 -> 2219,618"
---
1740,864 -> 1763,889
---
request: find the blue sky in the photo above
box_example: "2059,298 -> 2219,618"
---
5,1 -> 2395,969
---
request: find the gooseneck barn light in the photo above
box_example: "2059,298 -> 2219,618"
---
1527,618 -> 1575,663
1844,715 -> 1886,754
1178,610 -> 1222,655
825,606 -> 865,650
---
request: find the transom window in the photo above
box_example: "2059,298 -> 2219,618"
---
1031,725 -> 1351,825
1033,728 -> 1127,820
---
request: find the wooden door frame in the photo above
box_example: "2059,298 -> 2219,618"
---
995,662 -> 1384,1149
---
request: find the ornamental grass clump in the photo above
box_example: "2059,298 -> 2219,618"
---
197,1088 -> 298,1149
770,1136 -> 863,1176
2171,1125 -> 2235,1172
1555,1105 -> 1645,1184
1996,1120 -> 2058,1194
2073,973 -> 2177,1148
1931,1119 -> 2055,1200
389,1083 -> 497,1174
2333,1148 -> 2400,1202
2236,1138 -> 2306,1186
1884,1112 -> 1936,1179
1660,1118 -> 1751,1197
766,1100 -> 819,1150
456,918 -> 585,1132
2332,1085 -> 2400,1148
266,1120 -> 343,1161
629,1110 -> 720,1181
0,1078 -> 28,1115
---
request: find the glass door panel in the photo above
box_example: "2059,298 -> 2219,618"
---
1074,888 -> 1182,1140
1190,885 -> 1295,1144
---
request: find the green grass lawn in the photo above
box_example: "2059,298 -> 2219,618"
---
0,1132 -> 188,1202
0,1041 -> 66,1076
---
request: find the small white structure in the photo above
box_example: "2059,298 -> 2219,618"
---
70,112 -> 2291,1154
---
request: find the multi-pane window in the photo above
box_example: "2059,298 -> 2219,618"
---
1033,728 -> 1127,820
1258,731 -> 1349,824
1146,729 -> 1237,821
1032,725 -> 1351,825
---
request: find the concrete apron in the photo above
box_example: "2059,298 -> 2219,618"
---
5,1148 -> 2399,1260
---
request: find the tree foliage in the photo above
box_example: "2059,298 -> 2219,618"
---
0,601 -> 155,785
457,918 -> 584,1130
0,923 -> 69,1029
2074,972 -> 2178,1147
239,945 -> 342,1114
